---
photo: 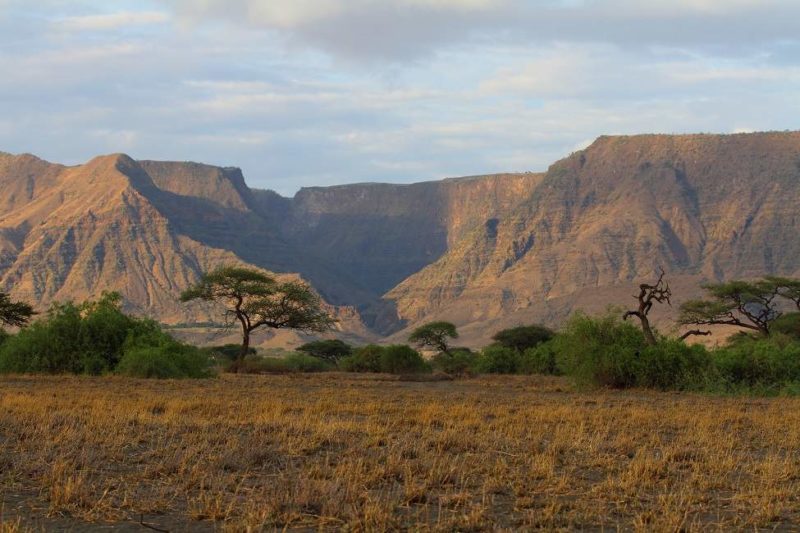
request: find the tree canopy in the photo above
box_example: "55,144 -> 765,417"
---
679,279 -> 782,336
181,266 -> 335,365
297,339 -> 353,363
408,321 -> 458,353
0,291 -> 35,328
491,325 -> 554,352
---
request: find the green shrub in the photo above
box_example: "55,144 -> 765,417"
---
771,312 -> 800,340
431,347 -> 476,375
339,344 -> 385,372
519,340 -> 561,375
0,292 -> 208,378
235,352 -> 333,373
117,336 -> 214,379
492,325 -> 554,352
553,311 -> 645,388
710,335 -> 800,391
204,344 -> 256,362
473,345 -> 520,374
339,344 -> 429,374
379,345 -> 429,374
636,339 -> 710,390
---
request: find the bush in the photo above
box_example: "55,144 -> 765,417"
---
492,325 -> 554,352
771,312 -> 800,340
339,344 -> 429,374
339,344 -> 384,372
297,339 -> 352,363
117,334 -> 214,379
473,345 -> 520,374
379,345 -> 429,374
636,339 -> 710,390
235,352 -> 333,373
710,335 -> 800,391
519,340 -> 561,375
0,292 -> 210,378
431,348 -> 476,375
552,311 -> 645,388
204,344 -> 256,362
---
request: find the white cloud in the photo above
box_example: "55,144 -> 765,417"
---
55,11 -> 169,32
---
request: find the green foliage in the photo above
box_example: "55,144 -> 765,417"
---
473,345 -> 520,374
553,311 -> 645,388
0,291 -> 35,328
339,344 -> 385,373
340,344 -> 429,374
771,312 -> 800,340
408,321 -> 458,353
519,340 -> 561,375
379,345 -> 430,374
430,347 -> 476,375
0,292 -> 212,378
204,344 -> 257,361
116,333 -> 214,379
236,352 -> 334,374
492,325 -> 554,353
710,335 -> 800,392
297,339 -> 353,363
636,340 -> 710,390
0,293 -> 155,374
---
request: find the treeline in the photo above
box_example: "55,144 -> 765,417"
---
0,267 -> 799,394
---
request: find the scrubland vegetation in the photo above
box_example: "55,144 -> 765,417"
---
1,271 -> 800,528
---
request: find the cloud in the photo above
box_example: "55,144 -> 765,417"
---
55,11 -> 169,32
161,0 -> 800,62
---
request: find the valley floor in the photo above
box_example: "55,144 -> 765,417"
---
1,374 -> 798,531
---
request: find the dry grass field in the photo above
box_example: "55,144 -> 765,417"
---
1,374 -> 799,532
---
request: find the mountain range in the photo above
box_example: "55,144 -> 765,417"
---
1,131 -> 799,347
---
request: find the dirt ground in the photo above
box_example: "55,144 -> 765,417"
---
1,373 -> 798,531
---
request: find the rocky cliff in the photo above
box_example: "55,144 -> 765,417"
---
1,131 -> 798,346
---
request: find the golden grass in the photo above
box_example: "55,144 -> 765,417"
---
1,373 -> 799,531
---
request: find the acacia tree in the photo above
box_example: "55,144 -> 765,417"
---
766,276 -> 800,310
622,269 -> 671,346
181,266 -> 335,369
408,321 -> 458,354
678,279 -> 782,337
0,291 -> 35,328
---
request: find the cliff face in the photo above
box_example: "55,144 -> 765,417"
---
1,131 -> 799,346
386,132 -> 800,344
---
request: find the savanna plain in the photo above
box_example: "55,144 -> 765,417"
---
1,374 -> 798,532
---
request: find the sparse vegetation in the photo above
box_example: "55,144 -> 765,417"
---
2,374 -> 799,530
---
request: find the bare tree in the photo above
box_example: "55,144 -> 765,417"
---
623,269 -> 671,346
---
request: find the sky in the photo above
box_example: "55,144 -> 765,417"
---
1,1 -> 799,195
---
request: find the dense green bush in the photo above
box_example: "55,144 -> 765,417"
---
492,325 -> 554,353
710,335 -> 800,392
0,292 -> 214,378
636,340 -> 710,390
379,345 -> 429,374
519,340 -> 561,375
430,347 -> 476,375
203,344 -> 256,362
473,345 -> 521,374
771,312 -> 800,340
339,344 -> 429,374
116,332 -> 214,379
552,311 -> 645,388
339,344 -> 384,372
235,352 -> 333,373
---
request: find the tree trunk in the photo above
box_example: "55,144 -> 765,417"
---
236,327 -> 251,374
639,315 -> 657,346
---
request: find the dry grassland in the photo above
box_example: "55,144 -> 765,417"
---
1,374 -> 799,531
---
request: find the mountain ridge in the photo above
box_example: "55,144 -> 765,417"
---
1,130 -> 799,346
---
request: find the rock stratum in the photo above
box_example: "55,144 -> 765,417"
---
1,131 -> 799,346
